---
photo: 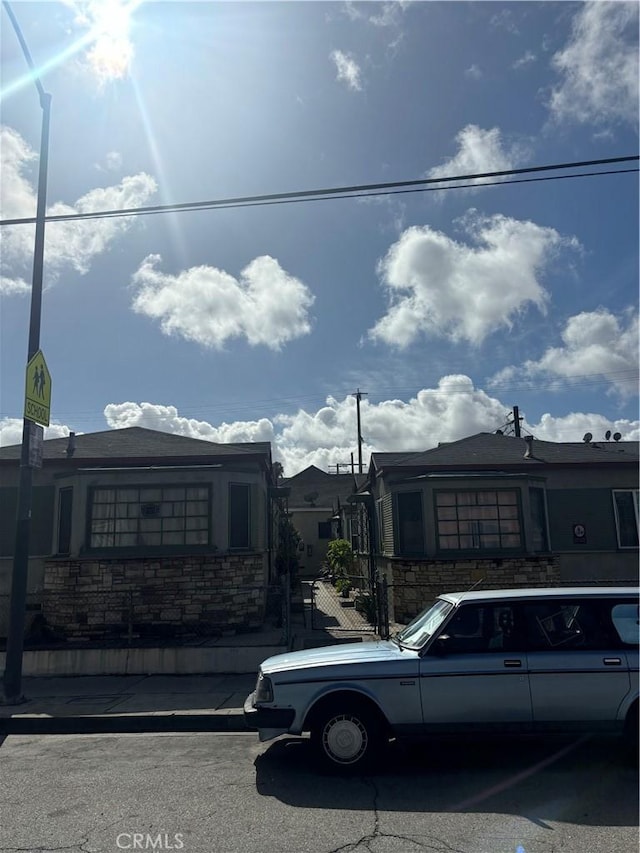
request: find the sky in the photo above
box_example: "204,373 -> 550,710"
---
0,0 -> 638,475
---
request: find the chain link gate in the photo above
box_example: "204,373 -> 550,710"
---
304,575 -> 389,636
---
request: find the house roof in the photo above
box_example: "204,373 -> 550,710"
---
281,465 -> 359,509
370,432 -> 639,474
0,427 -> 272,465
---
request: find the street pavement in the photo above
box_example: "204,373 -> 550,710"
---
0,673 -> 256,734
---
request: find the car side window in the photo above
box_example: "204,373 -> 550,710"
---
524,600 -> 620,651
438,604 -> 523,653
611,602 -> 639,646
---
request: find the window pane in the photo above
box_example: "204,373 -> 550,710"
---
186,517 -> 208,531
477,491 -> 496,505
397,492 -> 424,553
163,488 -> 185,501
140,488 -> 162,502
501,534 -> 521,548
186,530 -> 208,545
91,533 -> 113,548
187,487 -> 208,499
117,489 -> 138,502
94,489 -> 115,502
614,491 -> 639,547
498,491 -> 517,505
499,505 -> 519,520
438,521 -> 458,535
229,484 -> 250,548
115,519 -> 136,533
437,506 -> 457,520
440,535 -> 459,549
163,517 -> 185,532
186,501 -> 208,516
139,519 -> 161,532
140,532 -> 161,546
115,533 -> 136,547
162,532 -> 184,545
437,493 -> 456,506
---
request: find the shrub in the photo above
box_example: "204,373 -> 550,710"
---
327,539 -> 354,578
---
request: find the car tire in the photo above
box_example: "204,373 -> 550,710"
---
311,700 -> 383,773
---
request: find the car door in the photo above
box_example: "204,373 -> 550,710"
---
418,602 -> 532,730
524,598 -> 631,727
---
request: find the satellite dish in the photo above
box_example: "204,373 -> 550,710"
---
605,430 -> 612,441
613,432 -> 622,442
582,432 -> 592,443
495,429 -> 503,435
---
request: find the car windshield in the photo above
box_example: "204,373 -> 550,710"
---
394,598 -> 454,650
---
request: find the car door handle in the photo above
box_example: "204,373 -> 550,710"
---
603,658 -> 622,666
503,659 -> 522,668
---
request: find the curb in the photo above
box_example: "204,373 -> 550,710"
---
0,712 -> 250,736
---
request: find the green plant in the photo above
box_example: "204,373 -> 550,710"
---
327,539 -> 354,578
336,577 -> 352,597
354,592 -> 377,624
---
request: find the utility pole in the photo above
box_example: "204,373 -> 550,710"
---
512,405 -> 522,438
2,1 -> 52,704
352,389 -> 367,474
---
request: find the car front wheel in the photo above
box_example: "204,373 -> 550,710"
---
311,702 -> 382,772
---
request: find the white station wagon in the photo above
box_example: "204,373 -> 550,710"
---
244,586 -> 639,771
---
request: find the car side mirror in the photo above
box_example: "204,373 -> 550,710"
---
432,634 -> 450,656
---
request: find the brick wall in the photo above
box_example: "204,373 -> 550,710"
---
42,553 -> 268,639
383,555 -> 560,623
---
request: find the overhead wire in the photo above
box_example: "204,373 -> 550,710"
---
0,156 -> 637,227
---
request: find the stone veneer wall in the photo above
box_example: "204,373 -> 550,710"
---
42,553 -> 268,639
386,556 -> 560,623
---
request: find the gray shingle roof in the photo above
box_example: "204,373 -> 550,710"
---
370,432 -> 639,472
281,466 -> 358,508
0,427 -> 271,463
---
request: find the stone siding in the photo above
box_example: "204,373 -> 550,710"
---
42,553 -> 268,640
383,555 -> 560,623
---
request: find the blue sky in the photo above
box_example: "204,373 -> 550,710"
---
1,0 -> 638,474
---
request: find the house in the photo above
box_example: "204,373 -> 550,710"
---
0,427 -> 277,641
352,432 -> 639,623
280,465 -> 364,578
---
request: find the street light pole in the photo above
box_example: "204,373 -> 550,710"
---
2,1 -> 52,703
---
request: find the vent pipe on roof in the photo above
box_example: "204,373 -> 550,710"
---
523,435 -> 534,459
66,431 -> 76,458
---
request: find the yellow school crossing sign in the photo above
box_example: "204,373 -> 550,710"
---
24,349 -> 52,426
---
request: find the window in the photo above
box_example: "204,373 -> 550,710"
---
612,603 -> 639,646
529,487 -> 549,552
434,604 -> 524,653
612,490 -> 639,548
89,485 -> 210,549
229,483 -> 250,549
318,521 -> 331,539
436,490 -> 521,551
397,491 -> 424,554
57,487 -> 73,554
524,600 -> 620,651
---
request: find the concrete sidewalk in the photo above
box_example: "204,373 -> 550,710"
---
0,674 -> 257,735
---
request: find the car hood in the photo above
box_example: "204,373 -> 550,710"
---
260,639 -> 414,676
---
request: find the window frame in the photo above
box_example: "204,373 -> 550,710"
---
612,489 -> 639,549
395,490 -> 425,556
229,482 -> 251,550
57,486 -> 73,555
86,483 -> 212,553
433,488 -> 524,555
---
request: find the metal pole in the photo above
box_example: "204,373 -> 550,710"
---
2,3 -> 51,703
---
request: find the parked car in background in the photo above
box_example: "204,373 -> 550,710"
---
244,587 -> 639,771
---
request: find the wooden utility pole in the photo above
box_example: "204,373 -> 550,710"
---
352,389 -> 368,473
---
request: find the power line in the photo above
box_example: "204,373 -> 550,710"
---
0,156 -> 637,228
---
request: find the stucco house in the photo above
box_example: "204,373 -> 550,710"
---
352,432 -> 639,623
281,466 -> 364,578
0,427 -> 277,642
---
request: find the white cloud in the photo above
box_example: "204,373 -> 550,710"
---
428,125 -> 527,187
369,210 -> 576,347
550,1 -> 639,128
96,150 -> 123,172
4,386 -> 637,475
330,50 -> 363,91
101,381 -> 639,476
490,9 -> 520,35
491,309 -> 639,399
513,51 -> 536,70
0,418 -> 71,447
1,126 -> 157,294
0,276 -> 31,296
63,0 -> 137,85
464,65 -> 483,80
130,254 -> 315,351
531,412 -> 639,444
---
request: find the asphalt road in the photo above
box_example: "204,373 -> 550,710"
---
0,731 -> 637,853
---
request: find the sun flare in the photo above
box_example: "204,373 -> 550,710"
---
84,0 -> 140,84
